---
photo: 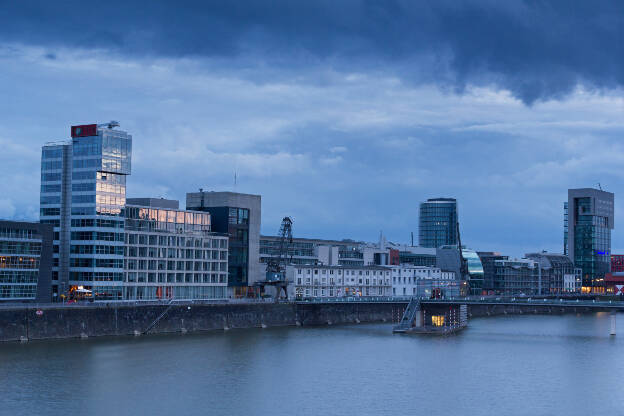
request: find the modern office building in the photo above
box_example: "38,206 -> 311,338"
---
490,258 -> 540,296
566,188 -> 614,292
525,252 -> 580,294
0,221 -> 53,302
122,201 -> 228,301
477,252 -> 508,293
436,245 -> 484,295
186,191 -> 261,297
41,122 -> 131,299
419,198 -> 458,248
286,265 -> 391,299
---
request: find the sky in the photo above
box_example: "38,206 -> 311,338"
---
1,1 -> 624,257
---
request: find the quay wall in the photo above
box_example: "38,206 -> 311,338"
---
0,302 -> 408,342
466,303 -> 618,317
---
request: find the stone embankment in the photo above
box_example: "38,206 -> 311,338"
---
0,301 -> 408,342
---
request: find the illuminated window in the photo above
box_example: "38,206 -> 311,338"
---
431,315 -> 445,327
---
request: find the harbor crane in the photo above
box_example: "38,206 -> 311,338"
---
257,217 -> 293,300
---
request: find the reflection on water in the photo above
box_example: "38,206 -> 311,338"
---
1,313 -> 622,416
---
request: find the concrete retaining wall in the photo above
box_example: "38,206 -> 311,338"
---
466,303 -> 610,317
0,302 -> 408,342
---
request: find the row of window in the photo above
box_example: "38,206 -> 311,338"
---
0,284 -> 37,299
41,172 -> 62,182
296,277 -> 389,286
126,272 -> 226,284
71,218 -> 124,228
126,260 -> 227,272
70,258 -> 124,268
0,241 -> 42,255
0,256 -> 40,269
297,287 -> 388,297
68,272 -> 124,281
297,268 -> 389,276
126,233 -> 226,248
70,231 -> 124,241
72,158 -> 101,169
0,271 -> 39,283
70,245 -> 124,255
42,147 -> 63,159
125,207 -> 210,226
122,285 -> 226,301
126,246 -> 226,260
125,221 -> 210,234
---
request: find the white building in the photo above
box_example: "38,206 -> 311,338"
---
123,202 -> 229,301
390,265 -> 458,297
286,265 -> 392,299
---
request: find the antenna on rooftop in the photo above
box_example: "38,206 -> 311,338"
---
597,182 -> 603,191
98,120 -> 120,129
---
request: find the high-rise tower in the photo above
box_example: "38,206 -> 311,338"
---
419,198 -> 458,249
40,122 -> 131,299
566,188 -> 614,292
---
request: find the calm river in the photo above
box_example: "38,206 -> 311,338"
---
1,313 -> 623,416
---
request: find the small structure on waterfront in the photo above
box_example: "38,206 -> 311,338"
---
393,298 -> 468,335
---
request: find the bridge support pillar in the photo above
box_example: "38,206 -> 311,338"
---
414,310 -> 423,328
610,312 -> 616,336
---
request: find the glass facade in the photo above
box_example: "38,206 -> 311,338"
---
0,228 -> 41,300
573,197 -> 611,287
0,223 -> 52,302
227,207 -> 249,287
463,249 -> 484,295
41,125 -> 132,298
419,198 -> 458,248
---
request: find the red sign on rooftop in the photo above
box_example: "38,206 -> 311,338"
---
71,124 -> 97,138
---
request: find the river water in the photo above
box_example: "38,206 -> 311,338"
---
1,313 -> 622,416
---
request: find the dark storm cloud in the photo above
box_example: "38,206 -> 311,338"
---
1,0 -> 623,103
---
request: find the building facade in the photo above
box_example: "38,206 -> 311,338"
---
122,203 -> 228,301
525,252 -> 580,294
389,265 -> 458,297
566,188 -> 614,291
41,122 -> 131,298
491,258 -> 540,296
0,221 -> 53,302
477,252 -> 508,293
419,198 -> 458,248
611,254 -> 624,273
259,236 -> 397,268
436,246 -> 484,295
186,191 -> 261,296
287,265 -> 391,299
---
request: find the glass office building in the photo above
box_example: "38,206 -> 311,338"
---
41,122 -> 131,299
0,221 -> 53,302
463,248 -> 484,295
419,198 -> 458,248
567,188 -> 614,292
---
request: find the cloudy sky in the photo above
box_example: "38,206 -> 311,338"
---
1,1 -> 623,256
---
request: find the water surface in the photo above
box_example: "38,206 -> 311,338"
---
1,313 -> 622,416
